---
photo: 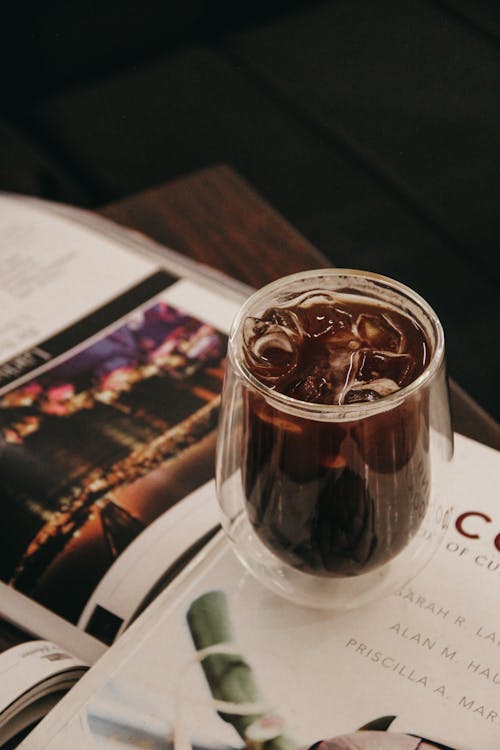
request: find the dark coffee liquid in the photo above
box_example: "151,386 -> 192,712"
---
242,292 -> 431,577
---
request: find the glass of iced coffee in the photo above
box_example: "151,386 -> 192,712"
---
216,270 -> 453,608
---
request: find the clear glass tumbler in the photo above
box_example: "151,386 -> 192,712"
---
216,270 -> 453,609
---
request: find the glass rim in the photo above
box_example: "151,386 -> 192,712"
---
229,268 -> 446,420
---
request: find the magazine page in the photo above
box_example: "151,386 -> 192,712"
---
0,618 -> 87,747
0,194 -> 243,650
24,433 -> 499,750
0,584 -> 105,665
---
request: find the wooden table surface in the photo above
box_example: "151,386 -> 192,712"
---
101,164 -> 500,451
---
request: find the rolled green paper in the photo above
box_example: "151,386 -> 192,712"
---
186,590 -> 298,750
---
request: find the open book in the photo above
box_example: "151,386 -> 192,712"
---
1,195 -> 498,750
0,194 -> 245,746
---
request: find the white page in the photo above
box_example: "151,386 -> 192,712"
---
0,196 -> 157,371
0,585 -> 106,664
0,641 -> 86,718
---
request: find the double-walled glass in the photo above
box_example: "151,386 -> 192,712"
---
216,270 -> 453,609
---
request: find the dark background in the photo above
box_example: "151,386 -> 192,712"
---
1,0 -> 499,419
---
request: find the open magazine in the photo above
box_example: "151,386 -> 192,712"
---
0,193 -> 246,746
21,433 -> 500,750
0,194 -> 498,750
